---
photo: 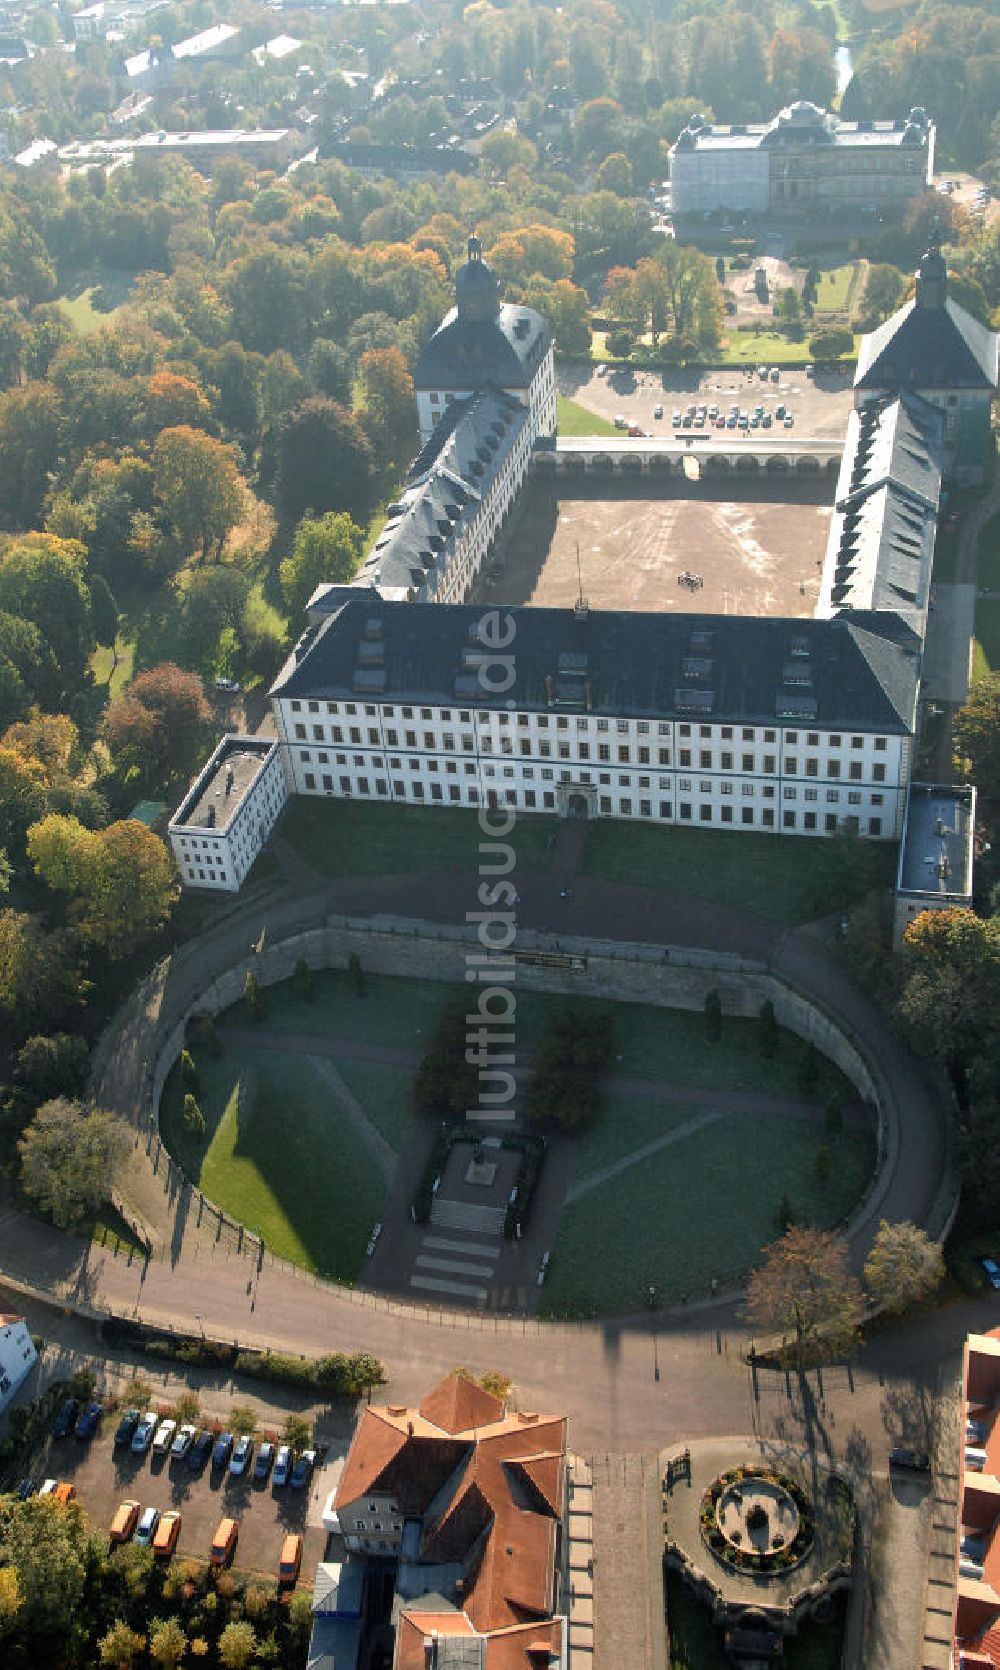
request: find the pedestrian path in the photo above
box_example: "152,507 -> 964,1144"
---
408,1229 -> 501,1302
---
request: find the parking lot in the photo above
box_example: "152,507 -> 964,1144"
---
559,361 -> 855,441
38,1417 -> 341,1581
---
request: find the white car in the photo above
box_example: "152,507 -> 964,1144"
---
152,1419 -> 177,1456
170,1424 -> 197,1459
131,1411 -> 159,1454
213,677 -> 241,694
38,1478 -> 58,1496
595,363 -> 607,377
273,1444 -> 293,1487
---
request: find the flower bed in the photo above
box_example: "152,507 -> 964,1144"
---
698,1465 -> 815,1576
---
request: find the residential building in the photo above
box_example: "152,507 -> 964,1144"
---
894,783 -> 976,947
125,23 -> 242,87
12,137 -> 57,170
168,735 -> 288,893
669,101 -> 934,219
60,129 -> 302,176
854,247 -> 999,484
271,596 -> 918,841
315,1372 -> 567,1670
952,1330 -> 1000,1665
0,1313 -> 37,1412
413,236 -> 556,447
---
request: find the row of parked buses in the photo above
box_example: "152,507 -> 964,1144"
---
108,1499 -> 303,1583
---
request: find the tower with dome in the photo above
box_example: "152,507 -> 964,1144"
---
413,234 -> 557,447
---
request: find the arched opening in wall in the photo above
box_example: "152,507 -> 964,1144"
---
736,455 -> 759,473
704,455 -> 729,475
682,453 -> 700,482
798,456 -> 820,474
649,454 -> 672,474
766,455 -> 789,474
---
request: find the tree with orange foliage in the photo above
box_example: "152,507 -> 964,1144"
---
745,1225 -> 862,1370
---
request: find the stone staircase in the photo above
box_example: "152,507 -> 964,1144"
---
430,1197 -> 508,1236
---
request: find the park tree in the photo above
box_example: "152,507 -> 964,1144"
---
152,425 -> 245,561
744,1225 -> 863,1369
18,1097 -> 125,1228
27,815 -> 177,956
102,663 -> 211,789
0,1495 -> 94,1652
149,1617 -> 188,1670
0,610 -> 60,726
218,1620 -> 257,1670
275,397 -> 375,526
863,1219 -> 945,1314
0,744 -> 48,853
595,151 -> 635,196
98,1620 -> 146,1669
182,1093 -> 205,1137
0,380 -> 61,530
280,512 -> 365,619
954,673 -> 1000,808
0,533 -> 94,691
145,369 -> 209,434
283,1411 -> 313,1451
808,325 -> 855,360
0,1564 -> 20,1622
14,1033 -> 89,1109
0,911 -> 83,1030
356,347 -> 418,484
899,907 -> 1000,1086
223,245 -> 312,356
856,263 -> 904,329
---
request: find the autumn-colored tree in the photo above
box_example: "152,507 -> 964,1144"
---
28,815 -> 176,956
0,910 -> 83,1030
98,1620 -> 145,1669
145,369 -> 209,435
486,225 -> 575,284
0,380 -> 61,529
218,1620 -> 257,1670
863,1219 -> 945,1315
18,1097 -> 125,1228
148,1617 -> 188,1670
356,347 -> 418,482
3,713 -> 78,776
954,673 -> 1000,807
152,425 -> 245,561
0,1495 -> 92,1648
102,662 -> 211,788
0,533 -> 94,690
744,1225 -> 863,1369
0,744 -> 48,852
899,907 -> 1000,1079
280,511 -> 365,618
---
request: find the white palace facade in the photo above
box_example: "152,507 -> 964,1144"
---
169,238 -> 994,897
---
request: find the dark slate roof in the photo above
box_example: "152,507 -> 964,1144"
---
855,293 -> 998,391
271,596 -> 921,734
414,301 -> 550,392
819,393 -> 942,634
352,389 -> 528,600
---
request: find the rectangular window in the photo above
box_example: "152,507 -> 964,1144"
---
764,755 -> 775,773
721,805 -> 733,823
849,762 -> 862,781
869,816 -> 882,836
825,813 -> 838,832
741,807 -> 753,825
680,802 -> 692,820
304,772 -> 315,790
786,757 -> 797,774
680,749 -> 692,767
659,801 -> 672,819
873,763 -> 885,783
804,812 -> 816,831
700,751 -> 711,769
700,804 -> 712,821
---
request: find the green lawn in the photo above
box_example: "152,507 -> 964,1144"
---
813,262 -> 859,313
57,270 -> 135,334
581,821 -> 895,925
539,1108 -> 876,1315
973,598 -> 1000,679
557,394 -> 618,436
280,797 -> 559,880
161,1049 -> 386,1279
91,635 -> 136,700
90,1204 -> 148,1259
720,330 -> 857,366
335,1060 -> 414,1154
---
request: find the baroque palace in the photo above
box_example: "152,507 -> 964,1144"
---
168,234 -> 996,939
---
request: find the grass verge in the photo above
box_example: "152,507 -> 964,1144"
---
280,796 -> 558,879
581,821 -> 896,925
557,393 -> 618,435
974,597 -> 1000,678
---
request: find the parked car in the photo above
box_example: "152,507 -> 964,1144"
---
135,1507 -> 160,1547
16,1479 -> 34,1500
152,1419 -> 177,1457
209,1517 -> 238,1567
75,1402 -> 103,1442
653,404 -> 663,419
626,422 -> 645,437
188,1430 -> 214,1473
290,1449 -> 317,1491
152,1510 -> 182,1559
805,363 -> 815,378
596,363 -> 607,377
212,1432 -> 234,1470
213,677 -> 241,694
784,413 -> 794,427
889,1446 -> 930,1473
253,1442 -> 275,1484
110,1500 -> 141,1543
613,414 -> 627,429
980,1256 -> 1000,1289
671,411 -> 681,426
762,413 -> 772,428
53,1482 -> 76,1504
230,1435 -> 254,1477
775,403 -> 785,419
52,1398 -> 80,1439
770,367 -> 780,382
278,1533 -> 303,1585
131,1411 -> 159,1454
114,1408 -> 141,1449
38,1479 -> 58,1496
273,1445 -> 292,1487
171,1424 -> 197,1460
